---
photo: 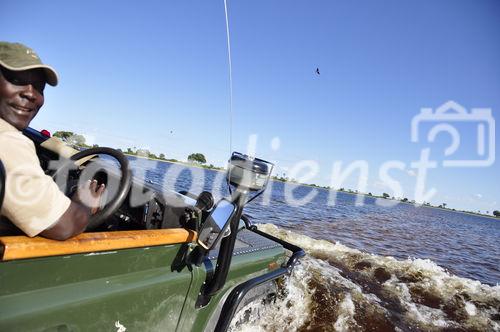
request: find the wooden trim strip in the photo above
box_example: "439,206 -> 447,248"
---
0,229 -> 197,261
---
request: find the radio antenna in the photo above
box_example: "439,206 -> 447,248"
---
223,0 -> 234,155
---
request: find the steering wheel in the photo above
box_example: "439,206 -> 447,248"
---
51,147 -> 132,231
0,160 -> 5,210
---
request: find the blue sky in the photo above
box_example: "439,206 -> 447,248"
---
2,0 -> 499,213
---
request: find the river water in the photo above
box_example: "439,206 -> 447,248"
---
129,157 -> 500,331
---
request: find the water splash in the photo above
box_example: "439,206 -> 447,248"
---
230,224 -> 500,331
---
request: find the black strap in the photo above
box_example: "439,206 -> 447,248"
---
0,160 -> 5,210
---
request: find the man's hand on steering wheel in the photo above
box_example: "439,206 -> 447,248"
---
73,179 -> 106,215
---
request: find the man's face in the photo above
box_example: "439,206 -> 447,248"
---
0,67 -> 46,130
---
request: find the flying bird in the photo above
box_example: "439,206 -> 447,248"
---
315,68 -> 320,75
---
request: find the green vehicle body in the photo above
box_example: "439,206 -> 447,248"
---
0,233 -> 286,331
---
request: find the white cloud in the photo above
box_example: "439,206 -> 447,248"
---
473,193 -> 483,199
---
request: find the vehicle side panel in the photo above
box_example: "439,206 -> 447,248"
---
0,244 -> 193,331
177,246 -> 285,332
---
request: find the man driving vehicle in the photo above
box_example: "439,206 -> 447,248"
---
0,41 -> 104,240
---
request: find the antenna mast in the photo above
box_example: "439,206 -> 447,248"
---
224,0 -> 234,155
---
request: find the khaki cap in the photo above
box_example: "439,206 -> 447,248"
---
0,41 -> 58,86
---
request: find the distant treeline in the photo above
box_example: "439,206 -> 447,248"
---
53,131 -> 223,171
52,131 -> 500,218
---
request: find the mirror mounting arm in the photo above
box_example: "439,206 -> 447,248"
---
196,152 -> 273,308
195,189 -> 248,307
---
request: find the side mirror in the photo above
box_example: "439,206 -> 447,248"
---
227,152 -> 273,192
197,199 -> 236,250
0,160 -> 5,209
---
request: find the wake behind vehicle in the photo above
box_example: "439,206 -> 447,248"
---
0,128 -> 304,331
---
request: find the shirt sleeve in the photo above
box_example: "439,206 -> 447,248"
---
0,132 -> 71,237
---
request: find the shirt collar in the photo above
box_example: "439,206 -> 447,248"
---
0,118 -> 19,133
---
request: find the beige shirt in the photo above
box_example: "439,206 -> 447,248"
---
0,118 -> 70,237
